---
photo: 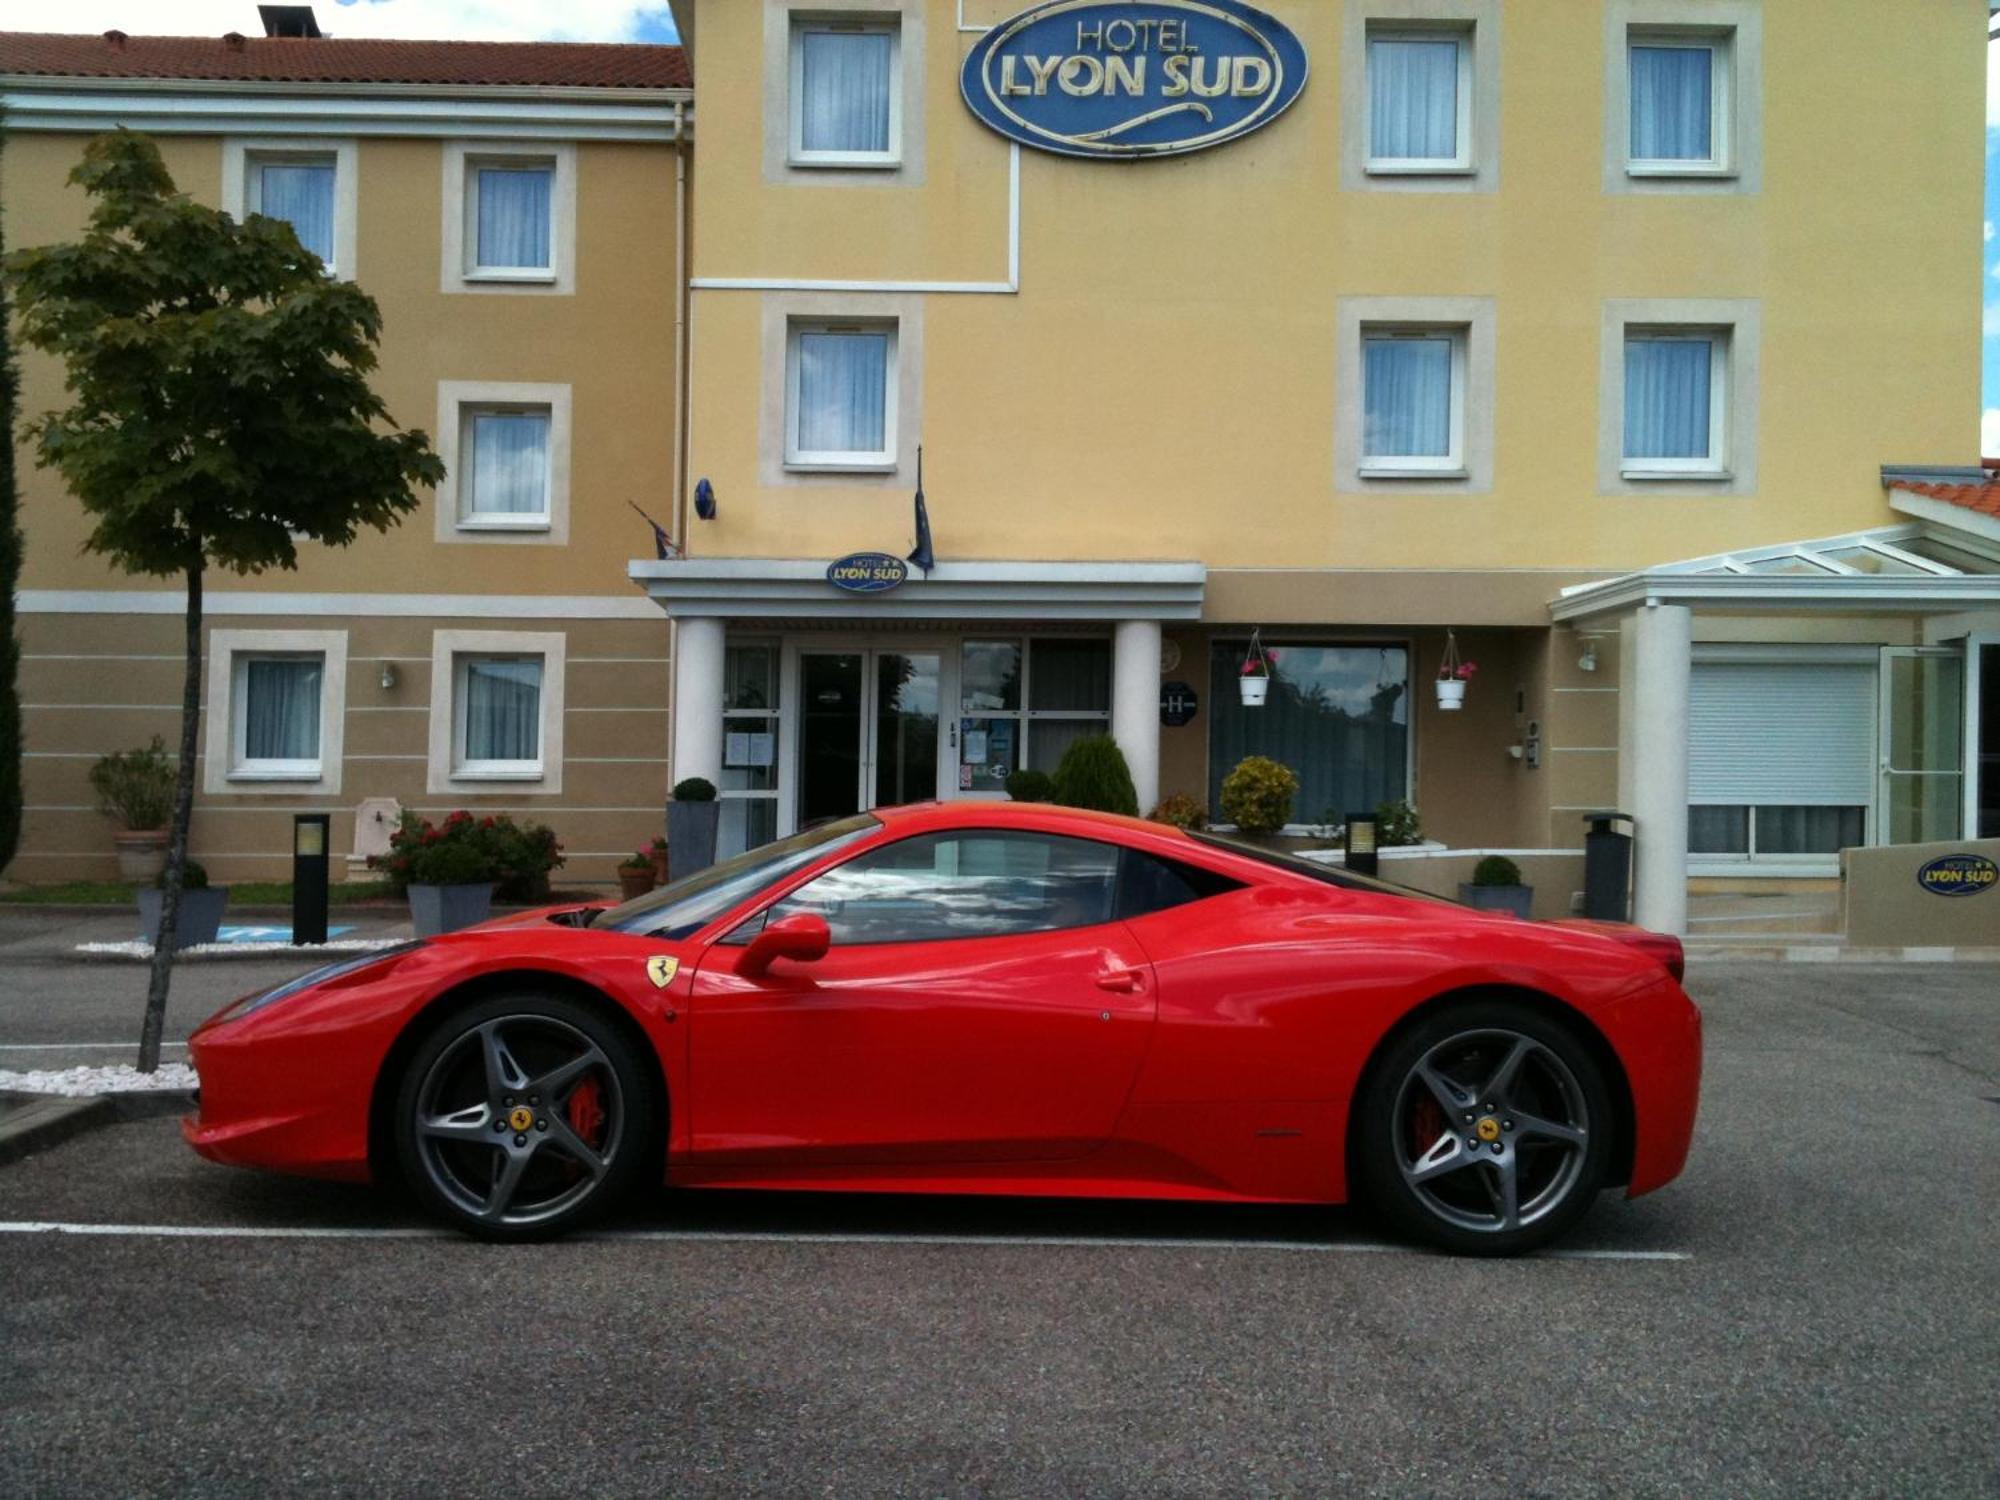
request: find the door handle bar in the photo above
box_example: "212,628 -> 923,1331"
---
1095,969 -> 1144,994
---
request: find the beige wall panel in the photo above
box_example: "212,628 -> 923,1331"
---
1694,615 -> 1921,646
1203,572 -> 1596,629
340,710 -> 432,758
24,706 -> 187,759
18,614 -> 185,657
1843,839 -> 2000,948
563,711 -> 672,763
19,655 -> 188,707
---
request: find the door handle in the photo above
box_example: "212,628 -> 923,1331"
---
1095,969 -> 1144,994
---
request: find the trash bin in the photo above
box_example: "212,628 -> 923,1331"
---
1582,811 -> 1633,923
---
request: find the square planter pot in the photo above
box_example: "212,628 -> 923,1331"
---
1458,883 -> 1534,920
666,801 -> 720,882
408,882 -> 496,937
114,830 -> 170,884
137,886 -> 230,951
618,868 -> 657,901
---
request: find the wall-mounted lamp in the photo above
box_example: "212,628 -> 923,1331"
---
379,663 -> 397,691
694,477 -> 717,521
1577,642 -> 1598,673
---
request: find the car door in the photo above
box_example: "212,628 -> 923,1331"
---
685,829 -> 1157,1169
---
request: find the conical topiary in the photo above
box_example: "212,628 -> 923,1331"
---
1050,734 -> 1139,817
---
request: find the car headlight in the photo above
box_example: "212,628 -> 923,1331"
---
224,942 -> 425,1021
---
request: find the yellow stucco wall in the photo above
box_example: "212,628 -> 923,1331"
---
682,0 -> 1983,581
8,130 -> 681,597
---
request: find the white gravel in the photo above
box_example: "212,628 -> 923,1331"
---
0,1063 -> 199,1096
75,938 -> 408,959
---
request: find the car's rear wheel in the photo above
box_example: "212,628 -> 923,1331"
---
1354,1000 -> 1614,1256
393,993 -> 656,1241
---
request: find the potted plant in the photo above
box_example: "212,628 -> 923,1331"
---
647,834 -> 670,886
137,858 -> 230,951
1050,735 -> 1140,816
1435,629 -> 1476,711
1219,755 -> 1298,837
1004,768 -> 1054,803
370,809 -> 563,936
1376,799 -> 1423,848
1147,792 -> 1208,830
1459,854 -> 1534,919
1239,632 -> 1276,707
89,737 -> 177,881
617,851 -> 657,901
667,777 -> 720,881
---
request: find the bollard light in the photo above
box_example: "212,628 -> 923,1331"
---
1345,811 -> 1379,879
292,813 -> 330,947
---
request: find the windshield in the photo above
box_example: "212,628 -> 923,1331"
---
1188,830 -> 1455,905
595,814 -> 882,939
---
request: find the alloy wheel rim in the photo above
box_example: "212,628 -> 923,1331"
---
413,1015 -> 623,1227
1392,1027 -> 1590,1235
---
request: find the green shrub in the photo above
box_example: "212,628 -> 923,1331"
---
1005,768 -> 1055,803
371,810 -> 564,900
88,738 -> 176,830
619,850 -> 654,872
155,858 -> 207,890
671,776 -> 717,802
1376,799 -> 1423,847
1471,854 -> 1523,887
1219,756 -> 1298,835
1050,735 -> 1139,817
1148,792 -> 1208,830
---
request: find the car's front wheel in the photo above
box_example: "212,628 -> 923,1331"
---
1354,1000 -> 1615,1256
393,993 -> 657,1241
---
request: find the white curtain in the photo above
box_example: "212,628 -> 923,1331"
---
796,332 -> 888,453
464,659 -> 542,762
476,167 -> 552,269
1630,45 -> 1713,160
257,162 -> 335,263
243,657 -> 321,762
1368,38 -> 1458,160
800,29 -> 892,153
1624,337 -> 1712,458
469,411 -> 550,516
1363,337 -> 1452,457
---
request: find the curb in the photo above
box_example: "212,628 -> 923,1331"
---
1685,945 -> 2000,964
0,1089 -> 194,1167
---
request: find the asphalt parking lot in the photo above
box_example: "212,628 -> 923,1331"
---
2,954 -> 1996,1497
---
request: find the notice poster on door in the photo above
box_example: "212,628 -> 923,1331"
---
964,728 -> 989,765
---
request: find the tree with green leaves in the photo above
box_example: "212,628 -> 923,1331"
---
4,130 -> 443,1071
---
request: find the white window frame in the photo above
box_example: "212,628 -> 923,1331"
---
784,318 -> 899,470
434,381 -> 572,545
439,141 -> 576,296
1620,326 -> 1730,480
203,629 -> 347,795
457,405 -> 555,531
788,15 -> 903,169
1364,26 -> 1474,175
427,630 -> 566,794
221,137 -> 357,278
1625,27 -> 1733,178
1358,324 -> 1469,478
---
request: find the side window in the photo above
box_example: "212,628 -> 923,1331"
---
1115,852 -> 1244,921
767,831 -> 1119,945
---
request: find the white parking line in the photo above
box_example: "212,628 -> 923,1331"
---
0,1220 -> 1692,1259
0,1042 -> 188,1051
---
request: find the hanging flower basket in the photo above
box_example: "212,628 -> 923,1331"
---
1239,631 -> 1276,708
1435,630 -> 1477,712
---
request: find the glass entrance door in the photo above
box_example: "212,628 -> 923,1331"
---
1879,647 -> 1964,844
797,649 -> 942,827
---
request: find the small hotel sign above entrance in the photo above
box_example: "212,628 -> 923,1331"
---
826,553 -> 909,593
962,0 -> 1308,160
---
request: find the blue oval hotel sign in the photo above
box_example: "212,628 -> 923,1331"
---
826,552 -> 909,593
962,1 -> 1309,160
1915,853 -> 1998,898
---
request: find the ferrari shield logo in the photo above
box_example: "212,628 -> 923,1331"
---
646,955 -> 680,989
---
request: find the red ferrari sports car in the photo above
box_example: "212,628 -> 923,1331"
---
185,802 -> 1700,1254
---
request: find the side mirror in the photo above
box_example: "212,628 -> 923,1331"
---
735,912 -> 830,979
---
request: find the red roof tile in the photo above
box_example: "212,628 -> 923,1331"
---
0,30 -> 688,90
1896,479 -> 2000,519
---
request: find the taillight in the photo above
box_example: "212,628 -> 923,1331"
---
1623,930 -> 1685,983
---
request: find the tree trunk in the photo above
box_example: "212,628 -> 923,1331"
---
138,561 -> 203,1073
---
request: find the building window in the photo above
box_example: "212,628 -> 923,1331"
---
720,642 -> 782,857
1361,327 -> 1466,475
234,655 -> 324,777
461,408 -> 552,527
790,17 -> 900,167
436,382 -> 571,544
1366,29 -> 1471,171
427,630 -> 566,793
441,142 -> 575,295
1627,29 -> 1730,174
957,638 -> 1111,795
787,320 -> 897,468
223,138 -> 356,277
1208,642 -> 1410,829
204,629 -> 348,795
1623,329 -> 1728,476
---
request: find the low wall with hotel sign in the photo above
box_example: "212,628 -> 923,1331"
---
1841,838 -> 2000,948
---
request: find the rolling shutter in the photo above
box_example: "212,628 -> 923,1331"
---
1688,661 -> 1876,805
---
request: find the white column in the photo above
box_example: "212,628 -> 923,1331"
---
1111,619 -> 1162,816
671,615 -> 725,790
1617,604 -> 1692,936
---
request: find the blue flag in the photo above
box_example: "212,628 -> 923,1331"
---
907,447 -> 935,574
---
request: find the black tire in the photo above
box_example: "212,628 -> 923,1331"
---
392,992 -> 658,1242
1353,999 -> 1615,1257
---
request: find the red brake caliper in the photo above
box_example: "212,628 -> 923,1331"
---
1411,1096 -> 1444,1159
567,1076 -> 606,1149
